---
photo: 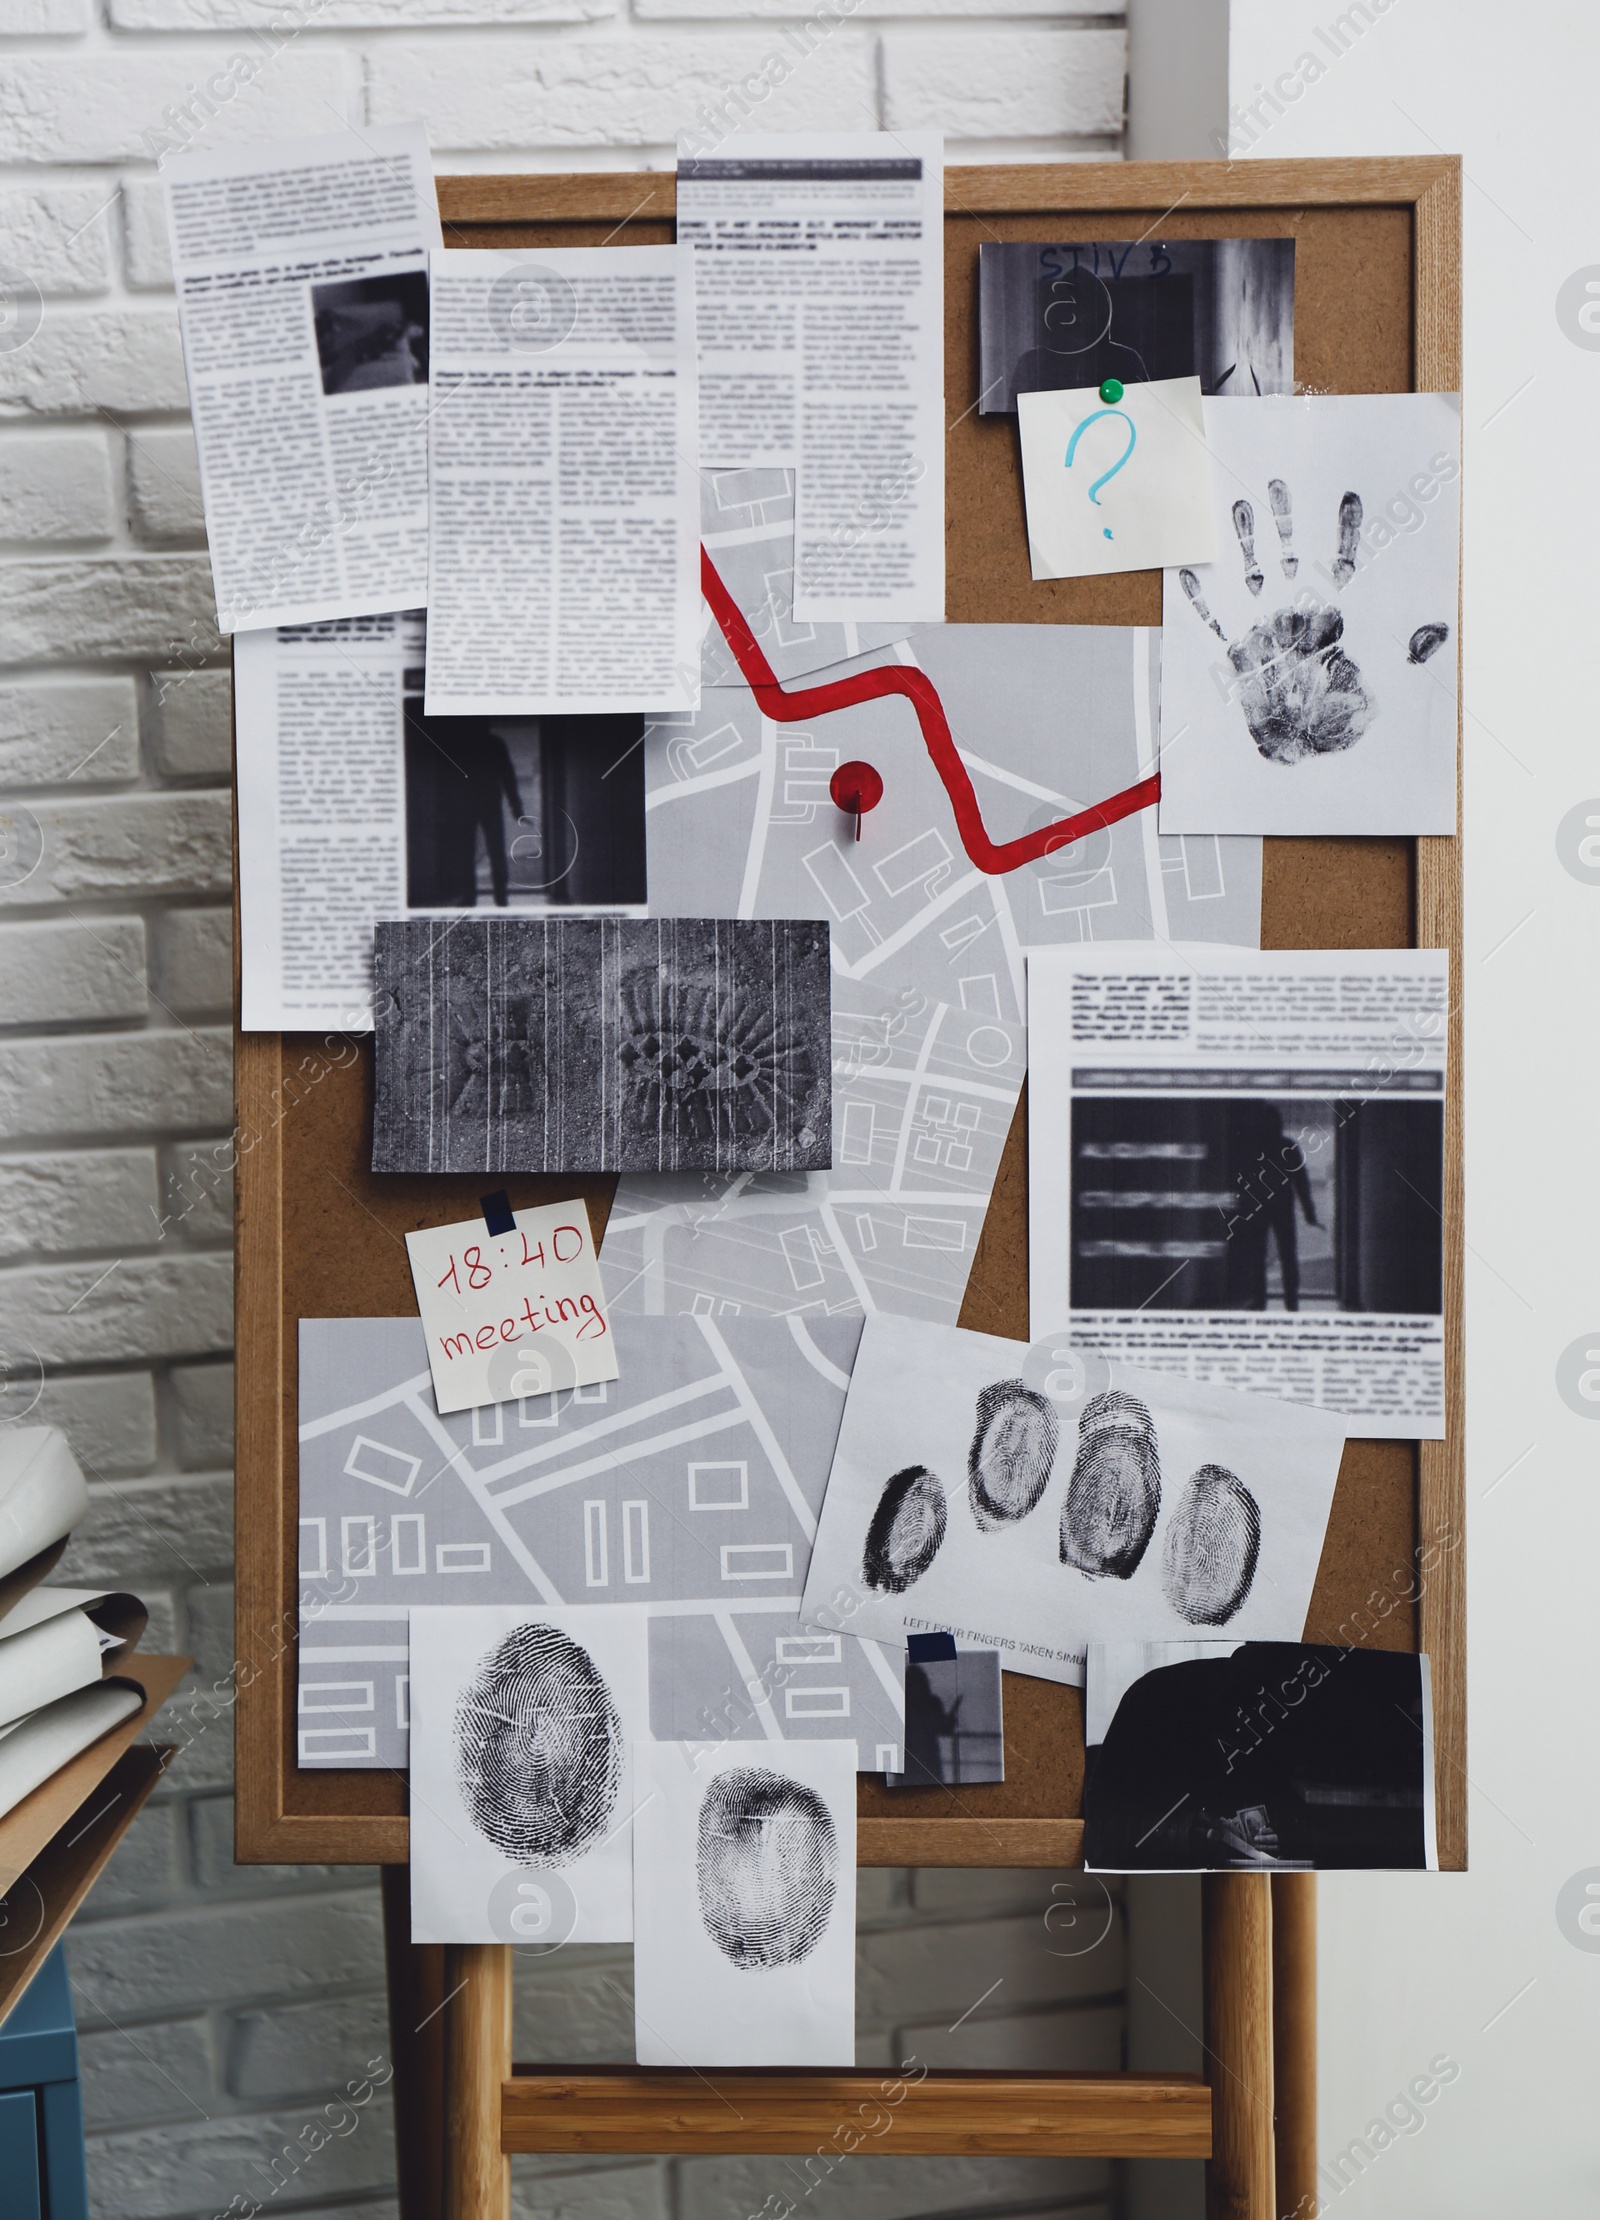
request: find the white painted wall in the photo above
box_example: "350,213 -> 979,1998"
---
1223,2 -> 1600,2210
1125,0 -> 1227,161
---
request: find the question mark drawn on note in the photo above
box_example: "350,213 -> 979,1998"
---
1064,407 -> 1137,539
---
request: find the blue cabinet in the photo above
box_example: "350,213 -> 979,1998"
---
0,1946 -> 88,2220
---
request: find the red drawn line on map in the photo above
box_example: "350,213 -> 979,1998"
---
701,546 -> 1161,877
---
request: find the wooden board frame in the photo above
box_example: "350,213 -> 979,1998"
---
235,157 -> 1464,1875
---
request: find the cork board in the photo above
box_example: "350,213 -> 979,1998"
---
235,158 -> 1464,1873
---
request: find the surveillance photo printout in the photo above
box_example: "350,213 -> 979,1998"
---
1083,1639 -> 1437,1872
977,237 -> 1295,415
1029,944 -> 1449,1436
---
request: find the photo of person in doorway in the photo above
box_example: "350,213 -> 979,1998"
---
402,687 -> 647,915
410,718 -> 525,909
1225,1101 -> 1319,1311
1069,1089 -> 1442,1315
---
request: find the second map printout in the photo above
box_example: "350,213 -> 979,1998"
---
604,627 -> 1263,1325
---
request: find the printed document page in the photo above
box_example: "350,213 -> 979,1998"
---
423,245 -> 700,716
164,122 -> 439,634
677,132 -> 945,625
235,614 -> 649,1032
1029,944 -> 1450,1436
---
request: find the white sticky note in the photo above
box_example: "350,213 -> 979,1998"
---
405,1201 -> 618,1416
1018,375 -> 1216,580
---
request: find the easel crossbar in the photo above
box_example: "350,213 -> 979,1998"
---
498,2067 -> 1212,2157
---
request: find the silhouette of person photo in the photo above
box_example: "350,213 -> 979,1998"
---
1225,1102 -> 1318,1310
902,1663 -> 965,1785
892,1654 -> 1004,1787
411,719 -> 524,908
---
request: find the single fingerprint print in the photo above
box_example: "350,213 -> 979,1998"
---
1059,1390 -> 1161,1579
968,1380 -> 1060,1531
1232,499 -> 1264,594
1267,478 -> 1297,575
1162,1464 -> 1261,1625
454,1622 -> 622,1863
862,1465 -> 947,1592
696,1767 -> 837,1969
1331,491 -> 1363,586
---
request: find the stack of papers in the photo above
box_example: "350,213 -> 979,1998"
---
0,1430 -> 150,1825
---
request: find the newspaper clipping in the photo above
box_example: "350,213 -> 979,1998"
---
164,121 -> 440,634
423,245 -> 700,716
235,614 -> 647,1031
1028,945 -> 1449,1436
677,132 -> 945,625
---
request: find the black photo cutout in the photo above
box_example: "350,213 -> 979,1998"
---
1059,1390 -> 1162,1579
454,1622 -> 622,1863
696,1767 -> 837,1970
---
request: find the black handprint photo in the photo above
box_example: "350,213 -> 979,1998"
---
1158,395 -> 1461,836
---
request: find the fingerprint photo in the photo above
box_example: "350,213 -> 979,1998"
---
696,1766 -> 838,1970
862,1464 -> 947,1592
967,1378 -> 1059,1531
1059,1389 -> 1162,1579
1162,1463 -> 1261,1624
454,1621 -> 623,1863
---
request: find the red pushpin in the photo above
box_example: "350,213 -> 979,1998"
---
830,759 -> 883,842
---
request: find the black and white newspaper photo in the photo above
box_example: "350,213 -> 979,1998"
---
676,132 -> 945,626
235,613 -> 647,1031
422,245 -> 700,717
976,238 -> 1296,415
163,122 -> 440,634
1083,1640 -> 1437,1872
1028,944 -> 1449,1436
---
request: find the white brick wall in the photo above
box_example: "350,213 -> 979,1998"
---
0,4 -> 1129,2214
0,917 -> 148,1024
0,677 -> 141,786
0,429 -> 117,540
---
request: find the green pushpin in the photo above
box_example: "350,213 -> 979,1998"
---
1099,376 -> 1125,404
